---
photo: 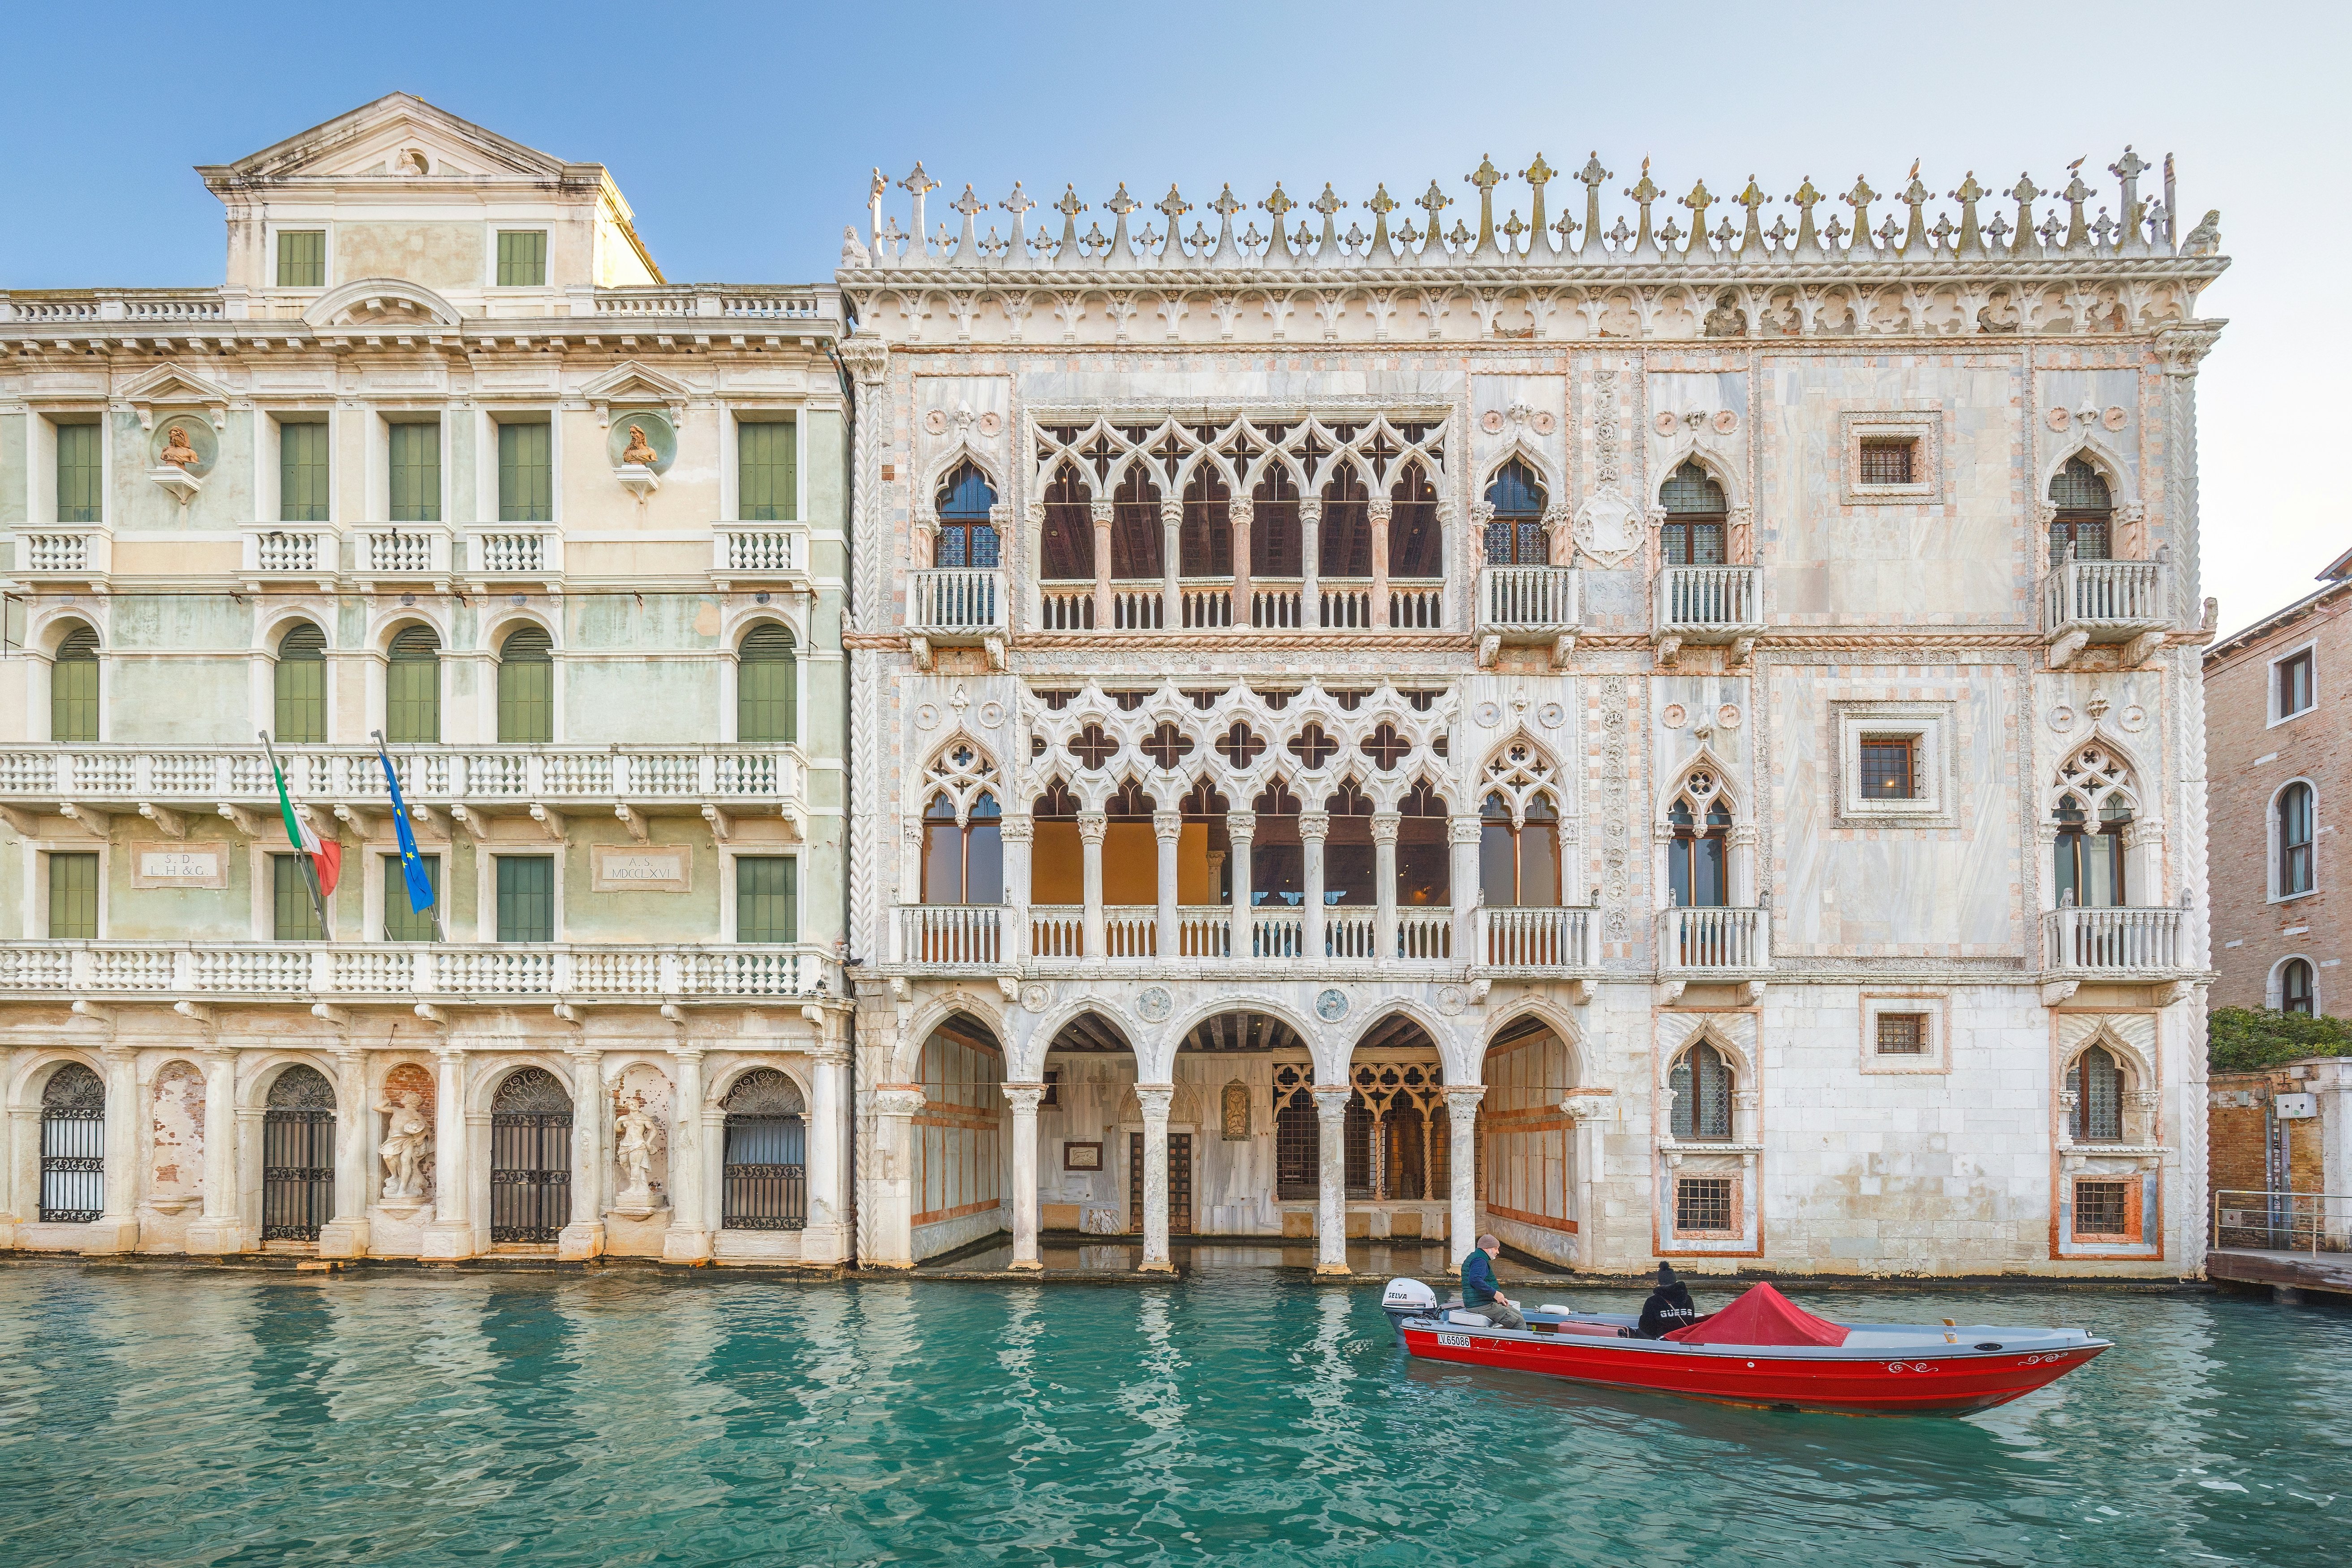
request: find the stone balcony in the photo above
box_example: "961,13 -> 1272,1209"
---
1656,906 -> 1770,999
710,522 -> 813,591
0,940 -> 837,1007
2042,905 -> 2188,977
13,525 -> 112,591
1653,564 -> 1763,663
462,525 -> 564,592
1477,565 -> 1582,668
2042,553 -> 2172,668
1479,906 -> 1599,977
905,568 -> 1007,669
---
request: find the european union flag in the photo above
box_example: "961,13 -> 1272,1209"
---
375,736 -> 438,918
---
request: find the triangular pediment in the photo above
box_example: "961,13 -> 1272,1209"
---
200,93 -> 579,187
578,361 -> 696,408
119,362 -> 236,410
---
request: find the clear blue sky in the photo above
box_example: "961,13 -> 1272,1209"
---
4,0 -> 2341,634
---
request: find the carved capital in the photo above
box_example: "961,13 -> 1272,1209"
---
999,813 -> 1035,845
873,1084 -> 926,1117
1001,1082 -> 1047,1115
1090,499 -> 1115,528
1227,499 -> 1254,530
837,333 -> 890,385
1365,500 -> 1395,525
1297,811 -> 1331,842
1370,811 -> 1401,845
1298,499 -> 1324,528
1450,815 -> 1485,846
1444,1085 -> 1487,1118
1135,1084 -> 1176,1120
1159,500 -> 1185,527
1152,810 -> 1183,841
1077,811 -> 1108,844
1226,810 -> 1257,841
1311,1085 -> 1354,1121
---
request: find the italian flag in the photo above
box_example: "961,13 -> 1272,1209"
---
272,758 -> 341,896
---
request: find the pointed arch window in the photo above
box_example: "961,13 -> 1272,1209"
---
1039,465 -> 1093,581
737,623 -> 797,744
923,790 -> 1002,905
2278,781 -> 2315,896
2049,457 -> 2112,565
2067,1045 -> 2124,1142
1667,778 -> 1732,908
1250,467 -> 1302,577
1390,462 -> 1444,578
496,625 -> 554,742
51,624 -> 99,743
273,622 -> 327,743
1109,468 -> 1163,579
1180,468 -> 1232,577
1484,460 -> 1546,566
1397,780 -> 1451,907
1319,467 -> 1372,579
385,625 -> 441,744
2052,795 -> 2130,907
1659,461 -> 1727,566
1669,1041 -> 1734,1141
1481,791 -> 1561,908
934,461 -> 998,569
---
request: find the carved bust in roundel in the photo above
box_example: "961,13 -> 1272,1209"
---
622,425 -> 658,466
159,425 -> 200,469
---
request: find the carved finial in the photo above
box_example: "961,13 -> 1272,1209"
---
1465,153 -> 1504,253
1552,209 -> 1580,250
2109,146 -> 2149,183
2090,207 -> 2118,250
1105,182 -> 1138,218
2008,172 -> 2043,254
1843,175 -> 1877,250
1678,179 -> 1714,256
1154,183 -> 1190,227
1900,162 -> 1932,253
1576,151 -> 1610,254
901,161 -> 939,258
1310,182 -> 1345,261
1625,158 -> 1661,254
1764,213 -> 1793,252
1446,218 -> 1472,252
1051,184 -> 1086,263
1415,181 -> 1451,254
1521,152 -> 1555,253
2111,145 -> 2151,254
1500,208 -> 1528,253
1261,181 -> 1296,261
1103,181 -> 1139,264
1000,181 -> 1035,264
1366,182 -> 1398,257
1950,171 -> 1985,254
1790,177 -> 1824,252
2061,160 -> 2094,250
949,183 -> 986,263
1735,176 -> 1768,253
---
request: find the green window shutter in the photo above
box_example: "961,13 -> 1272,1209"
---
383,853 -> 440,940
496,231 -> 547,286
55,424 -> 102,523
50,626 -> 99,743
498,421 -> 552,521
738,420 -> 797,521
385,625 -> 442,744
277,231 -> 325,288
496,625 -> 554,742
273,622 -> 328,743
737,623 -> 797,743
496,856 -> 555,942
280,422 -> 330,522
737,857 -> 797,943
47,853 -> 99,939
273,855 -> 325,941
388,421 -> 442,522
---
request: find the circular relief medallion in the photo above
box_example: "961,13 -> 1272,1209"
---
2119,704 -> 2148,732
2046,407 -> 2072,431
1663,702 -> 1688,730
1530,411 -> 1557,436
1137,986 -> 1173,1023
1538,702 -> 1565,729
2048,704 -> 2077,732
148,418 -> 219,477
923,409 -> 948,435
1315,988 -> 1350,1023
1711,409 -> 1739,435
1436,985 -> 1467,1017
979,699 -> 1007,728
606,410 -> 678,473
1481,409 -> 1507,434
2102,405 -> 2128,431
913,702 -> 940,731
978,411 -> 1003,436
1717,703 -> 1743,729
1474,701 -> 1503,727
1020,983 -> 1050,1014
1654,410 -> 1680,435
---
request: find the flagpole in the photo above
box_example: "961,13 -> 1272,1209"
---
260,729 -> 333,939
373,728 -> 447,944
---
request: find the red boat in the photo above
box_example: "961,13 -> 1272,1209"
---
1383,1278 -> 2110,1416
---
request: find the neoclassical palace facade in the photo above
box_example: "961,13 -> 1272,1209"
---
0,98 -> 853,1266
843,151 -> 2227,1276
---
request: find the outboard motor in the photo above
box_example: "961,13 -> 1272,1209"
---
1382,1276 -> 1439,1345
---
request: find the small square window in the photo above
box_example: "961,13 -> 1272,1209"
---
1858,736 -> 1918,800
1875,1012 -> 1927,1055
2073,1178 -> 2131,1240
1042,1070 -> 1061,1108
2277,649 -> 2315,720
1858,438 -> 1916,486
277,231 -> 325,288
1675,1176 -> 1734,1233
496,231 -> 547,287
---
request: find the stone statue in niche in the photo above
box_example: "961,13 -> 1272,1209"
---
159,425 -> 199,469
1221,1080 -> 1251,1141
376,1089 -> 432,1201
615,1103 -> 664,1206
622,425 -> 658,466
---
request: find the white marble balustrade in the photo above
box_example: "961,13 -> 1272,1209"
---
0,942 -> 836,1000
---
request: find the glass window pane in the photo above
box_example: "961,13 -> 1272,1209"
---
276,230 -> 325,288
496,231 -> 547,286
383,853 -> 440,941
274,855 -> 324,941
1516,817 -> 1559,908
922,819 -> 965,904
48,853 -> 98,939
55,424 -> 102,523
279,422 -> 329,522
1693,836 -> 1727,908
498,422 -> 552,522
496,856 -> 555,942
738,421 -> 797,521
274,624 -> 327,743
965,821 -> 1004,905
1859,737 -> 1915,799
1479,821 -> 1518,909
737,856 -> 798,942
388,421 -> 441,522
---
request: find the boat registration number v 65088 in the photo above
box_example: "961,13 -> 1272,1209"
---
1437,1332 -> 1471,1348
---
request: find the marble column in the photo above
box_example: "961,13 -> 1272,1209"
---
1368,498 -> 1393,629
1372,811 -> 1400,963
1227,810 -> 1255,957
559,1047 -> 606,1261
1312,1084 -> 1351,1275
663,1047 -> 713,1262
418,1046 -> 476,1258
1003,1081 -> 1046,1271
1160,498 -> 1185,629
1450,815 -> 1485,964
805,1039 -> 851,1263
868,1084 -> 925,1267
1090,497 -> 1115,629
185,1048 -> 245,1255
1078,811 -> 1107,959
1299,498 -> 1323,631
1228,498 -> 1253,626
1445,1086 -> 1485,1267
84,1046 -> 140,1256
318,1047 -> 372,1259
1300,811 -> 1330,960
1138,1083 -> 1176,1272
1154,809 -> 1182,958
1001,813 -> 1034,965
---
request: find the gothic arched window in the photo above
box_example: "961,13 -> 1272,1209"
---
1389,462 -> 1444,578
1669,1042 -> 1733,1141
2279,781 -> 2316,896
1110,467 -> 1162,579
935,461 -> 999,570
1659,461 -> 1727,566
38,1062 -> 105,1224
722,1068 -> 807,1230
1250,467 -> 1302,578
1039,465 -> 1093,581
1397,780 -> 1451,907
1483,460 -> 1546,566
1667,774 -> 1732,908
1481,791 -> 1560,909
1319,466 -> 1372,579
923,790 -> 1002,905
2067,1045 -> 2124,1142
1180,468 -> 1232,577
262,1064 -> 336,1242
2049,457 -> 2113,566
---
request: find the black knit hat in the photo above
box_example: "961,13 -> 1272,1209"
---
1657,1262 -> 1680,1286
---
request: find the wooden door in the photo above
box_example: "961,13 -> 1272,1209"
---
1128,1133 -> 1195,1235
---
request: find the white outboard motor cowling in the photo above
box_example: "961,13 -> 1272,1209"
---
1382,1277 -> 1439,1344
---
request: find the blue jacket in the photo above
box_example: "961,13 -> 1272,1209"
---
1462,1247 -> 1501,1307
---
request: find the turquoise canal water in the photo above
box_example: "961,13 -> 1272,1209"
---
2,1265 -> 2347,1567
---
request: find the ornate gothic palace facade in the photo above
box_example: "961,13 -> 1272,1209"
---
842,151 -> 2228,1276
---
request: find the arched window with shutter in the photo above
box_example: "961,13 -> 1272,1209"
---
2278,781 -> 2316,896
737,624 -> 797,744
1483,460 -> 1546,566
496,625 -> 553,743
51,624 -> 99,743
935,461 -> 999,569
2049,457 -> 2113,565
274,622 -> 327,743
1669,1041 -> 1734,1141
2281,957 -> 2317,1017
386,625 -> 441,744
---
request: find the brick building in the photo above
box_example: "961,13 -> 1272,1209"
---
2204,549 -> 2352,1013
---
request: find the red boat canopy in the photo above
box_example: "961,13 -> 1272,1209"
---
1663,1282 -> 1850,1347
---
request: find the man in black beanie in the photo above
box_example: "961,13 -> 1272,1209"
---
1620,1262 -> 1700,1339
